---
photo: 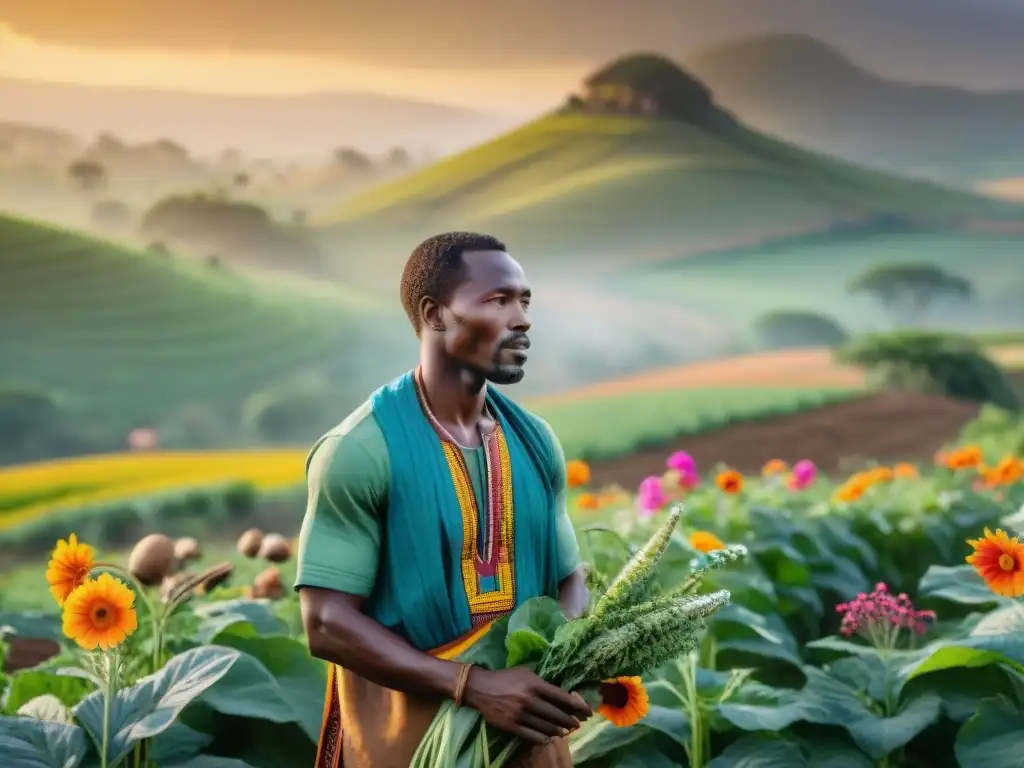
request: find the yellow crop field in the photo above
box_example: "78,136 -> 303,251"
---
0,450 -> 308,533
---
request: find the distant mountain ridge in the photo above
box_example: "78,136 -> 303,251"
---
686,33 -> 1024,186
0,77 -> 522,159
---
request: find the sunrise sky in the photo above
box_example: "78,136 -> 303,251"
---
3,0 -> 1024,113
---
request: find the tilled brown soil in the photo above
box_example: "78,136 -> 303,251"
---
587,391 -> 982,488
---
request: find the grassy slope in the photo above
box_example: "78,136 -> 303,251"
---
619,230 -> 1024,338
316,113 -> 1019,269
0,214 -> 390,431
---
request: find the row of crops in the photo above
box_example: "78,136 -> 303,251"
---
0,386 -> 864,553
0,213 -> 364,429
1,408 -> 1023,766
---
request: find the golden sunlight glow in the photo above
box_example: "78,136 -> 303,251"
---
0,23 -> 587,110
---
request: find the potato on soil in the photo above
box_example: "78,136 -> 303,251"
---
236,528 -> 264,558
129,533 -> 177,586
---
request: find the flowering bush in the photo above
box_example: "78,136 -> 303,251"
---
2,429 -> 1024,768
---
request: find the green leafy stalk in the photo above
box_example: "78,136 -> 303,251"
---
675,545 -> 749,596
591,505 -> 683,620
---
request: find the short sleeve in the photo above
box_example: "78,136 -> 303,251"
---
294,423 -> 389,597
537,417 -> 580,581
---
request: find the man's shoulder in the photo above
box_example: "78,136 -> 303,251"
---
305,398 -> 386,473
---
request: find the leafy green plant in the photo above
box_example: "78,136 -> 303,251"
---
836,330 -> 1020,411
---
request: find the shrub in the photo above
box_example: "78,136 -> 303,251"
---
754,309 -> 849,349
836,331 -> 1020,410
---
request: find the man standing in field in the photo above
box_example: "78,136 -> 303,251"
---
295,232 -> 593,767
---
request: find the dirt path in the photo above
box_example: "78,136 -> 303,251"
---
587,391 -> 981,487
531,346 -> 1024,406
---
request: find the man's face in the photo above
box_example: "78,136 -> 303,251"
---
440,250 -> 532,385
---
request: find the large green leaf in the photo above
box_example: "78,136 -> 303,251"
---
457,615 -> 511,670
708,735 -> 807,767
17,694 -> 72,724
207,631 -> 326,741
569,704 -> 685,763
168,759 -> 258,768
902,667 -> 1017,723
0,612 -> 63,642
505,597 -> 565,668
0,715 -> 87,768
904,625 -> 1024,681
917,565 -> 1007,606
3,668 -> 93,714
712,605 -> 802,668
717,667 -> 941,758
193,600 -> 289,642
73,646 -> 239,765
150,722 -> 213,765
954,697 -> 1024,768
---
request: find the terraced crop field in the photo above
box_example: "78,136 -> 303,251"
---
0,215 -> 386,431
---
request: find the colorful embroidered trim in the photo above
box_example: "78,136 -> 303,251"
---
413,370 -> 517,622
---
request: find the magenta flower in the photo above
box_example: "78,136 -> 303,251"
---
637,476 -> 666,517
788,459 -> 817,491
667,451 -> 697,475
835,582 -> 935,650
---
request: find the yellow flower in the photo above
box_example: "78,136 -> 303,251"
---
966,528 -> 1024,598
566,460 -> 591,488
761,459 -> 788,477
598,676 -> 649,728
62,573 -> 139,650
689,531 -> 726,553
46,534 -> 95,607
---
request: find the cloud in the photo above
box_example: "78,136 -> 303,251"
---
0,23 -> 591,110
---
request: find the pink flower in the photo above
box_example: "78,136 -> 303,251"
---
637,476 -> 666,517
681,470 -> 701,490
667,451 -> 697,475
788,459 -> 817,491
835,582 -> 935,649
128,427 -> 158,451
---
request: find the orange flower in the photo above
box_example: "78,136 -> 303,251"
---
945,445 -> 983,471
893,463 -> 919,479
834,473 -> 871,503
46,534 -> 95,607
867,466 -> 894,484
61,573 -> 139,650
689,531 -> 726,553
576,493 -> 600,511
598,676 -> 649,727
986,456 -> 1024,487
761,459 -> 788,477
966,528 -> 1024,598
716,469 -> 744,494
566,460 -> 591,488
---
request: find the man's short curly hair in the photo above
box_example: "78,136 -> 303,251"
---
400,231 -> 507,335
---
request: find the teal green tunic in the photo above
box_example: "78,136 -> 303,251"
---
294,376 -> 580,649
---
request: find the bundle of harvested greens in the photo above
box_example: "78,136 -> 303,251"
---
410,504 -> 747,768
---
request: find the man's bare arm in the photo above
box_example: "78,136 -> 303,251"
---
557,564 -> 589,620
300,586 -> 593,742
300,587 -> 461,699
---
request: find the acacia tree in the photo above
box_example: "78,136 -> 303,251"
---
67,159 -> 107,192
847,263 -> 973,324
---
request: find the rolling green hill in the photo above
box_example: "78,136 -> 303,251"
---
0,214 -> 401,439
316,108 -> 1021,281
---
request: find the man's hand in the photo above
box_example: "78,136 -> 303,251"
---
462,667 -> 593,744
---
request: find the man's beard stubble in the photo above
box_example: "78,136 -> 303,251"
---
449,310 -> 528,386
